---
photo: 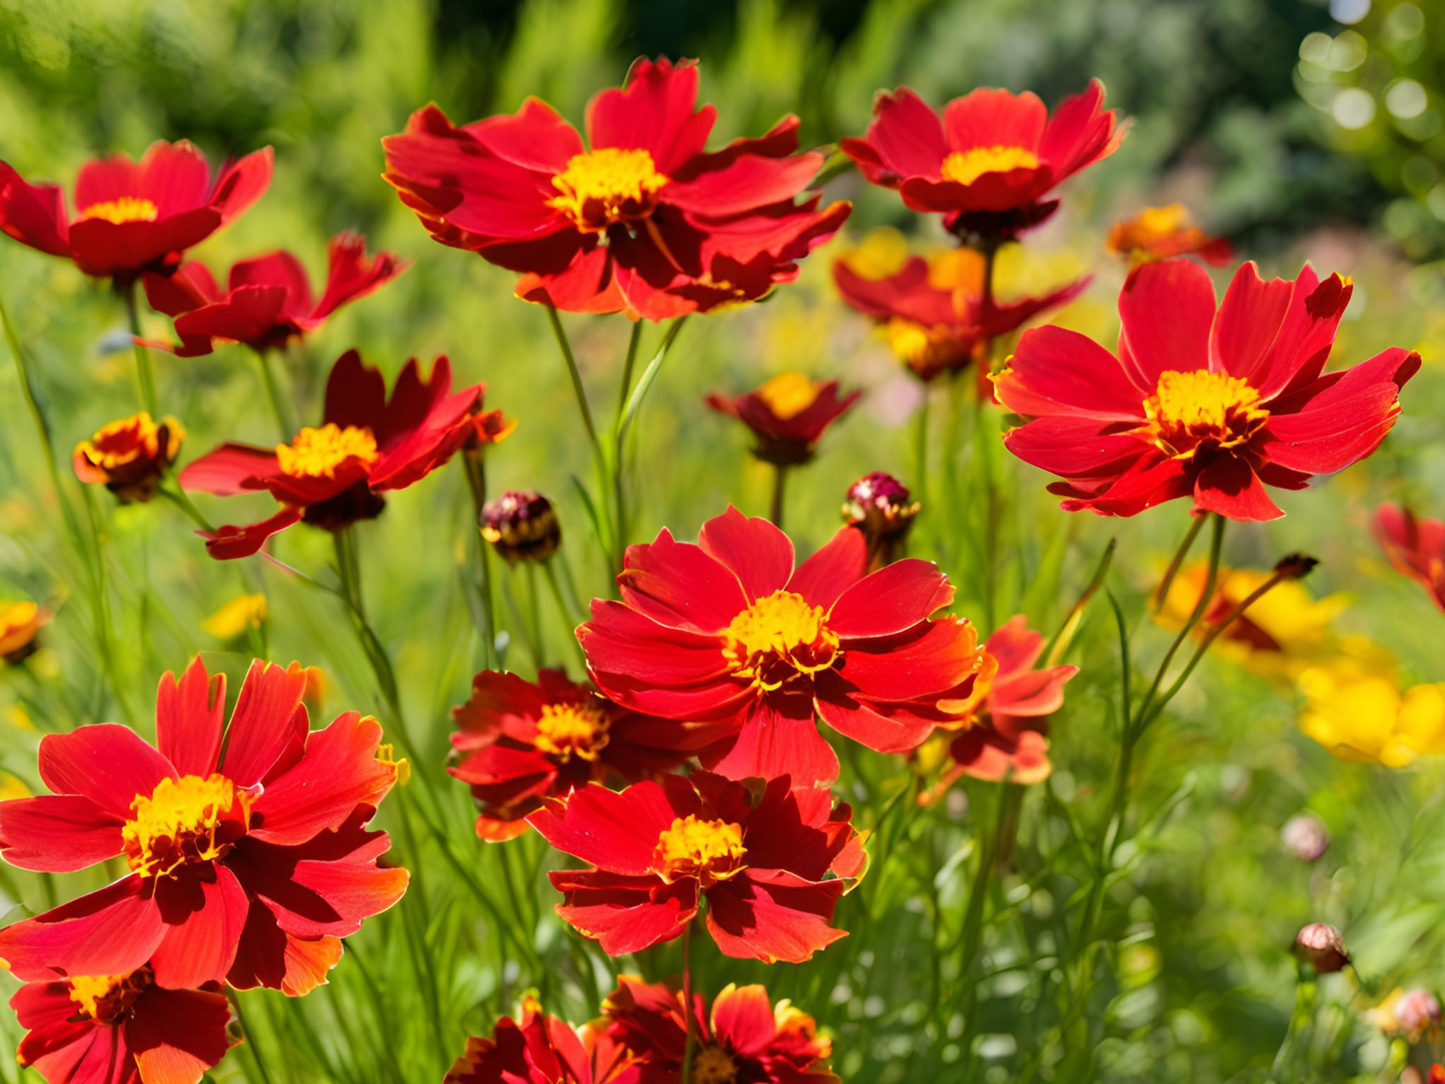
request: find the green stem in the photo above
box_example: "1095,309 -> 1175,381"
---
230,992 -> 278,1084
912,388 -> 930,516
158,484 -> 214,532
460,452 -> 498,669
769,464 -> 788,528
253,347 -> 296,441
610,320 -> 644,571
122,279 -> 159,416
541,558 -> 585,670
544,304 -> 613,557
1153,514 -> 1205,613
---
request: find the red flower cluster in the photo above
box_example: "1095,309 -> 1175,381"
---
383,57 -> 849,320
705,374 -> 861,466
0,140 -> 272,280
179,349 -> 482,557
1375,503 -> 1445,614
142,232 -> 407,356
580,508 -> 995,786
445,998 -> 633,1084
995,259 -> 1419,520
528,772 -> 865,962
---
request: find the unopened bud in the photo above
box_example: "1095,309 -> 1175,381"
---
1396,988 -> 1442,1037
1274,553 -> 1318,581
481,491 -> 561,565
1293,922 -> 1349,973
1281,814 -> 1328,862
843,471 -> 920,571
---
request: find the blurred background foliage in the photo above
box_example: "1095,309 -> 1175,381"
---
2,1 -> 1445,1082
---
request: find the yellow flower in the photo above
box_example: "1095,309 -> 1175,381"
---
838,226 -> 910,278
1299,662 -> 1445,768
202,594 -> 267,639
0,771 -> 30,800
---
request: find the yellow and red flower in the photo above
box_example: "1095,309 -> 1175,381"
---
995,260 -> 1419,520
0,657 -> 407,994
446,998 -> 634,1084
0,140 -> 272,280
528,772 -> 866,961
449,669 -> 705,841
73,412 -> 184,504
482,491 -> 563,565
12,967 -> 235,1084
0,600 -> 51,665
141,232 -> 407,356
179,349 -> 482,558
1375,503 -> 1445,614
580,508 -> 995,786
383,57 -> 849,321
841,81 -> 1124,242
1107,204 -> 1232,267
705,374 -> 861,466
602,975 -> 836,1083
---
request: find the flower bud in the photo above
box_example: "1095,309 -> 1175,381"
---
72,412 -> 183,503
1293,922 -> 1349,973
481,491 -> 560,565
1274,553 -> 1319,581
843,471 -> 920,571
1281,814 -> 1328,862
1397,988 -> 1442,1038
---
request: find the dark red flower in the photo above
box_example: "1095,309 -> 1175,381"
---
995,259 -> 1419,520
579,507 -> 995,787
1375,503 -> 1445,614
841,81 -> 1124,242
140,232 -> 407,356
842,471 -> 920,573
1107,204 -> 1232,267
73,412 -> 184,504
705,375 -> 861,466
12,967 -> 235,1084
602,975 -> 837,1083
178,349 -> 482,558
833,251 -> 1088,382
0,140 -> 272,280
0,657 -> 407,995
446,998 -> 634,1084
382,57 -> 849,321
528,772 -> 866,962
448,669 -> 707,841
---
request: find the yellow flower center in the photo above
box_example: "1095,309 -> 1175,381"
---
549,148 -> 669,233
723,589 -> 841,692
533,700 -> 611,762
653,815 -> 746,885
940,145 -> 1040,186
755,373 -> 823,421
77,412 -> 168,469
1143,370 -> 1270,458
66,970 -> 149,1026
692,1047 -> 739,1084
79,197 -> 159,224
276,424 -> 379,479
121,773 -> 248,878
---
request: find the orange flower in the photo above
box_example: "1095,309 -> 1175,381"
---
0,601 -> 49,665
1107,205 -> 1231,266
74,412 -> 184,503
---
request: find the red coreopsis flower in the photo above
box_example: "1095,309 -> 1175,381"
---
1375,503 -> 1445,614
995,259 -> 1420,520
12,967 -> 235,1084
446,998 -> 634,1084
382,57 -> 850,321
449,669 -> 709,841
841,81 -> 1124,242
833,249 -> 1089,382
0,657 -> 407,995
178,349 -> 482,558
0,140 -> 272,281
603,975 -> 837,1084
923,617 -> 1077,797
705,374 -> 861,466
579,507 -> 995,786
140,232 -> 408,357
73,412 -> 184,504
1107,204 -> 1232,267
529,772 -> 865,962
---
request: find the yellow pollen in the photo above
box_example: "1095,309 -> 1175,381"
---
723,590 -> 841,692
755,373 -> 823,421
549,148 -> 669,233
79,197 -> 159,225
533,700 -> 611,762
654,815 -> 746,884
940,145 -> 1040,186
1143,369 -> 1270,457
692,1047 -> 739,1084
121,774 -> 246,879
276,424 -> 379,479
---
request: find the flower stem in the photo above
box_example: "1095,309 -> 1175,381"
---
544,303 -> 613,555
912,389 -> 930,516
253,347 -> 296,441
460,451 -> 498,669
541,558 -> 585,670
769,464 -> 789,528
681,922 -> 697,1084
610,320 -> 644,570
230,991 -> 278,1084
122,279 -> 159,416
1153,514 -> 1205,613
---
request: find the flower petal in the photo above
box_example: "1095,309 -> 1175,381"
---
38,724 -> 176,819
829,559 -> 953,638
527,780 -> 680,875
696,506 -> 795,601
550,869 -> 696,956
1117,259 -> 1216,389
0,795 -> 122,872
0,876 -> 164,982
156,657 -> 225,777
704,869 -> 845,964
149,864 -> 249,988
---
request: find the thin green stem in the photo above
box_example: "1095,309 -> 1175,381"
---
541,558 -> 585,670
158,484 -> 214,532
610,320 -> 645,571
912,389 -> 930,515
231,992 -> 278,1084
122,279 -> 159,416
769,464 -> 788,528
253,347 -> 297,441
460,452 -> 498,669
1153,514 -> 1205,613
544,305 -> 613,560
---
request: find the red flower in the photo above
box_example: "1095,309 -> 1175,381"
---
73,412 -> 184,504
0,657 -> 407,995
1375,503 -> 1445,614
1107,204 -> 1232,267
178,349 -> 482,558
924,617 -> 1077,797
602,975 -> 836,1084
140,232 -> 407,356
527,772 -> 866,962
12,967 -> 235,1084
705,375 -> 861,465
0,140 -> 272,281
446,998 -> 634,1084
449,669 -> 708,841
841,81 -> 1123,241
833,250 -> 1088,382
995,259 -> 1419,521
579,507 -> 995,786
382,57 -> 849,321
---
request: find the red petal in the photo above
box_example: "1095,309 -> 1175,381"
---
585,57 -> 714,173
200,507 -> 302,560
0,877 -> 164,982
696,505 -> 795,601
1038,79 -> 1124,181
550,868 -> 696,956
709,984 -> 777,1057
127,986 -> 235,1084
156,657 -> 224,777
813,675 -> 939,754
943,87 -> 1046,151
177,442 -> 277,495
226,900 -> 343,994
38,724 -> 176,819
994,325 -> 1143,418
666,150 -> 823,217
581,600 -> 732,688
209,146 -> 274,224
149,864 -> 249,988
1210,261 -> 1293,382
0,162 -> 71,257
219,660 -> 309,788
618,527 -> 749,633
1191,458 -> 1283,521
853,87 -> 948,181
1002,416 -> 1146,480
527,780 -> 679,875
704,869 -> 845,963
829,559 -> 953,638
1117,259 -> 1216,388
786,527 -> 867,609
699,708 -> 839,787
0,795 -> 122,872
